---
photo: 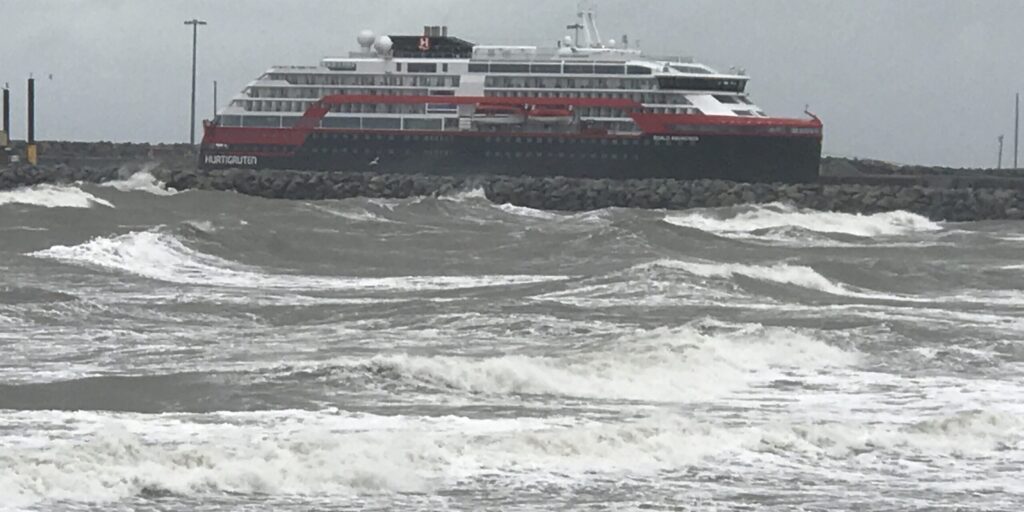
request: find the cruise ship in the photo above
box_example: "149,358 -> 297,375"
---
200,5 -> 823,182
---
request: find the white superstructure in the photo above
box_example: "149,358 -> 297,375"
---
215,4 -> 766,133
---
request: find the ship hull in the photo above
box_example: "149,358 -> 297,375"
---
200,130 -> 821,183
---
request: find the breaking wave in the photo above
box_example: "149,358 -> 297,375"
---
29,231 -> 566,291
664,203 -> 942,239
0,184 -> 114,209
305,203 -> 393,223
646,259 -> 928,302
2,406 -> 1017,507
495,203 -> 559,220
100,170 -> 177,196
288,323 -> 858,403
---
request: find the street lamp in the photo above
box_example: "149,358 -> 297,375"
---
184,18 -> 207,145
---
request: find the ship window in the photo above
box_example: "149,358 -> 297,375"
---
531,63 -> 561,74
658,77 -> 747,92
408,63 -> 438,73
627,65 -> 652,75
565,64 -> 594,74
396,63 -> 403,72
219,115 -> 242,127
242,115 -> 282,128
362,117 -> 402,130
595,65 -> 625,75
490,63 -> 530,73
442,63 -> 449,73
469,63 -> 489,73
714,95 -> 740,104
404,118 -> 443,130
322,117 -> 359,128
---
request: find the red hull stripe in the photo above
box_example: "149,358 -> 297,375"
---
316,94 -> 640,109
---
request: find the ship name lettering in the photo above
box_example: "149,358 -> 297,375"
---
653,135 -> 699,143
204,155 -> 259,166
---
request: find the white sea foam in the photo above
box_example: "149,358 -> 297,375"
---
0,184 -> 114,209
653,259 -> 851,296
664,203 -> 942,239
306,203 -> 393,223
29,231 -> 565,291
440,187 -> 488,202
100,170 -> 177,196
495,203 -> 558,220
1,406 -> 1018,507
317,323 -> 858,403
648,259 -> 927,302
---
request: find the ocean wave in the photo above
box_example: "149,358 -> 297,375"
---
305,203 -> 393,223
0,184 -> 114,209
647,259 -> 927,302
100,170 -> 178,196
29,231 -> 565,291
664,203 -> 942,240
287,323 -> 857,403
1,406 -> 1017,507
439,187 -> 488,202
495,202 -> 559,220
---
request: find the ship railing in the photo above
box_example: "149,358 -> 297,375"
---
469,47 -> 696,64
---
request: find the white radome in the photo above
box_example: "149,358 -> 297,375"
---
357,29 -> 376,48
373,35 -> 393,55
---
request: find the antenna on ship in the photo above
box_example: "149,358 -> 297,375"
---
577,0 -> 602,48
566,23 -> 584,47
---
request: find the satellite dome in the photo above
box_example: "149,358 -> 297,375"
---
357,29 -> 375,48
373,35 -> 393,55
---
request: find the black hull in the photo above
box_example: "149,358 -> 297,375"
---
200,131 -> 821,183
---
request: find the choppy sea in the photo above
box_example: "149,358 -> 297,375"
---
0,172 -> 1022,511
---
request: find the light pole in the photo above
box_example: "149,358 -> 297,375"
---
998,135 -> 1004,169
213,80 -> 218,117
1015,93 -> 1020,169
184,18 -> 207,145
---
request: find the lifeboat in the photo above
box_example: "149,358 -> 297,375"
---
471,104 -> 527,125
528,105 -> 574,125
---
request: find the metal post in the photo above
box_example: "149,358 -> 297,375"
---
2,86 -> 9,137
1015,93 -> 1020,169
27,78 -> 37,165
999,135 -> 1005,169
184,19 -> 207,145
213,80 -> 218,117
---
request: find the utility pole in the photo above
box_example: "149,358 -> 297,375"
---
1015,93 -> 1020,169
2,84 -> 9,138
184,18 -> 207,145
27,78 -> 37,165
999,135 -> 1005,169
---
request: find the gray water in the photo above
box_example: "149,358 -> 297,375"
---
1,173 -> 1022,511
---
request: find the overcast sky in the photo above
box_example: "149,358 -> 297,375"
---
2,0 -> 1022,167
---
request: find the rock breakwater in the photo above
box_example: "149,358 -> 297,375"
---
3,142 -> 1024,221
3,162 -> 1024,221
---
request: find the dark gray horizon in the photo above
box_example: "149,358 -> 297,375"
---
2,0 -> 1022,168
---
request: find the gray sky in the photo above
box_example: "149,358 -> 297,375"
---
2,0 -> 1022,167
